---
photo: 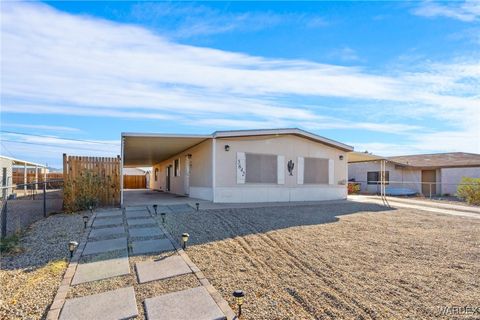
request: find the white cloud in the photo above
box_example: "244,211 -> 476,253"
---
412,0 -> 480,22
1,123 -> 81,132
1,2 -> 479,159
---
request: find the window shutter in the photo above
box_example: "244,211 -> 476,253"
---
297,157 -> 304,184
277,155 -> 285,184
328,159 -> 334,185
236,152 -> 246,184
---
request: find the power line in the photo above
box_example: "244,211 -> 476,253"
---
0,130 -> 119,146
0,141 -> 16,158
0,139 -> 119,153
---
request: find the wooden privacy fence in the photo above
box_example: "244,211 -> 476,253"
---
63,154 -> 121,209
123,175 -> 147,189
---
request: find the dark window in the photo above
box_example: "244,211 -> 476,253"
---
154,168 -> 158,181
367,171 -> 389,184
304,157 -> 329,184
174,159 -> 180,177
245,153 -> 277,183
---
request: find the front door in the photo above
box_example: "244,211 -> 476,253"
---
166,166 -> 172,192
421,170 -> 436,196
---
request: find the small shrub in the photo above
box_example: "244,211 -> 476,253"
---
457,177 -> 480,205
0,234 -> 22,254
63,170 -> 102,212
348,182 -> 361,195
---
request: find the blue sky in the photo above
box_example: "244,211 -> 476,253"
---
1,1 -> 479,168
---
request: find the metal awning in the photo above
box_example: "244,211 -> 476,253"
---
122,133 -> 210,167
347,151 -> 386,163
0,155 -> 47,168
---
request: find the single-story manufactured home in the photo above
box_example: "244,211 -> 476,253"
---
348,152 -> 480,196
121,128 -> 353,204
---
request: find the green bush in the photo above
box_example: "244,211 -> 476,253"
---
63,170 -> 102,212
457,177 -> 480,205
0,233 -> 21,254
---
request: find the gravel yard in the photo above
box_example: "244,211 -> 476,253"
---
0,213 -> 87,320
163,201 -> 480,320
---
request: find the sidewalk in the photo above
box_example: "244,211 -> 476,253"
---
348,195 -> 480,219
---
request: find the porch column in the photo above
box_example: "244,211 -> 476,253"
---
120,136 -> 124,206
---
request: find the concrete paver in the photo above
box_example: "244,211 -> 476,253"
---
59,287 -> 138,320
144,286 -> 225,320
127,218 -> 156,226
129,227 -> 164,238
95,211 -> 123,219
92,217 -> 123,228
125,211 -> 150,219
131,238 -> 174,255
71,257 -> 130,285
89,226 -> 125,239
83,237 -> 128,255
136,255 -> 191,283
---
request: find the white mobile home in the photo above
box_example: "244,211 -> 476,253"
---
121,128 -> 353,204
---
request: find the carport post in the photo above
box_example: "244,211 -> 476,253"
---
23,162 -> 27,195
35,166 -> 38,190
120,136 -> 124,207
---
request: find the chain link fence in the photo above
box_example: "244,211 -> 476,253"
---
1,180 -> 63,238
348,180 -> 474,200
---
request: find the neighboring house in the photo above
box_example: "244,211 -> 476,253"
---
122,128 -> 353,203
348,152 -> 480,196
0,155 -> 47,198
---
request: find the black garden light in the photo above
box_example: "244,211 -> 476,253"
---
233,290 -> 245,317
153,204 -> 158,215
82,216 -> 89,229
161,212 -> 166,224
181,233 -> 189,250
68,241 -> 78,259
88,205 -> 93,214
195,202 -> 199,211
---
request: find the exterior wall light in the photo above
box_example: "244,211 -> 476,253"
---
195,202 -> 199,211
233,290 -> 245,317
153,204 -> 158,215
339,155 -> 344,160
182,233 -> 189,250
161,212 -> 166,224
68,241 -> 78,258
82,216 -> 89,229
224,145 -> 230,151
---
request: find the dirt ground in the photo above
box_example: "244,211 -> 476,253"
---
164,201 -> 480,320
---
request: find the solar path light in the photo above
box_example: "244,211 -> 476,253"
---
153,204 -> 158,215
181,233 -> 189,250
82,216 -> 89,229
195,203 -> 199,211
233,290 -> 245,317
161,212 -> 166,224
68,241 -> 78,259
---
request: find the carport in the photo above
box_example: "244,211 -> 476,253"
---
347,151 -> 389,199
121,133 -> 210,206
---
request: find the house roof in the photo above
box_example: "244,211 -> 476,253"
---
387,152 -> 480,169
122,128 -> 353,166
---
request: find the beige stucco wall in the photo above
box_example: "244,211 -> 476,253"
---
348,162 -> 422,193
441,167 -> 480,195
0,158 -> 13,198
150,139 -> 213,199
214,135 -> 348,202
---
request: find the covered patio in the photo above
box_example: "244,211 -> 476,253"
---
123,189 -> 210,207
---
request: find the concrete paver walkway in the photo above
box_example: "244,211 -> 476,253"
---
55,205 -> 232,320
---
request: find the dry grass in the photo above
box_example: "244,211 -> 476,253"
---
164,202 -> 480,320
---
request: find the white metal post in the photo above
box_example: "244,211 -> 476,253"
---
120,136 -> 124,207
35,166 -> 38,190
23,162 -> 27,195
211,138 -> 216,203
